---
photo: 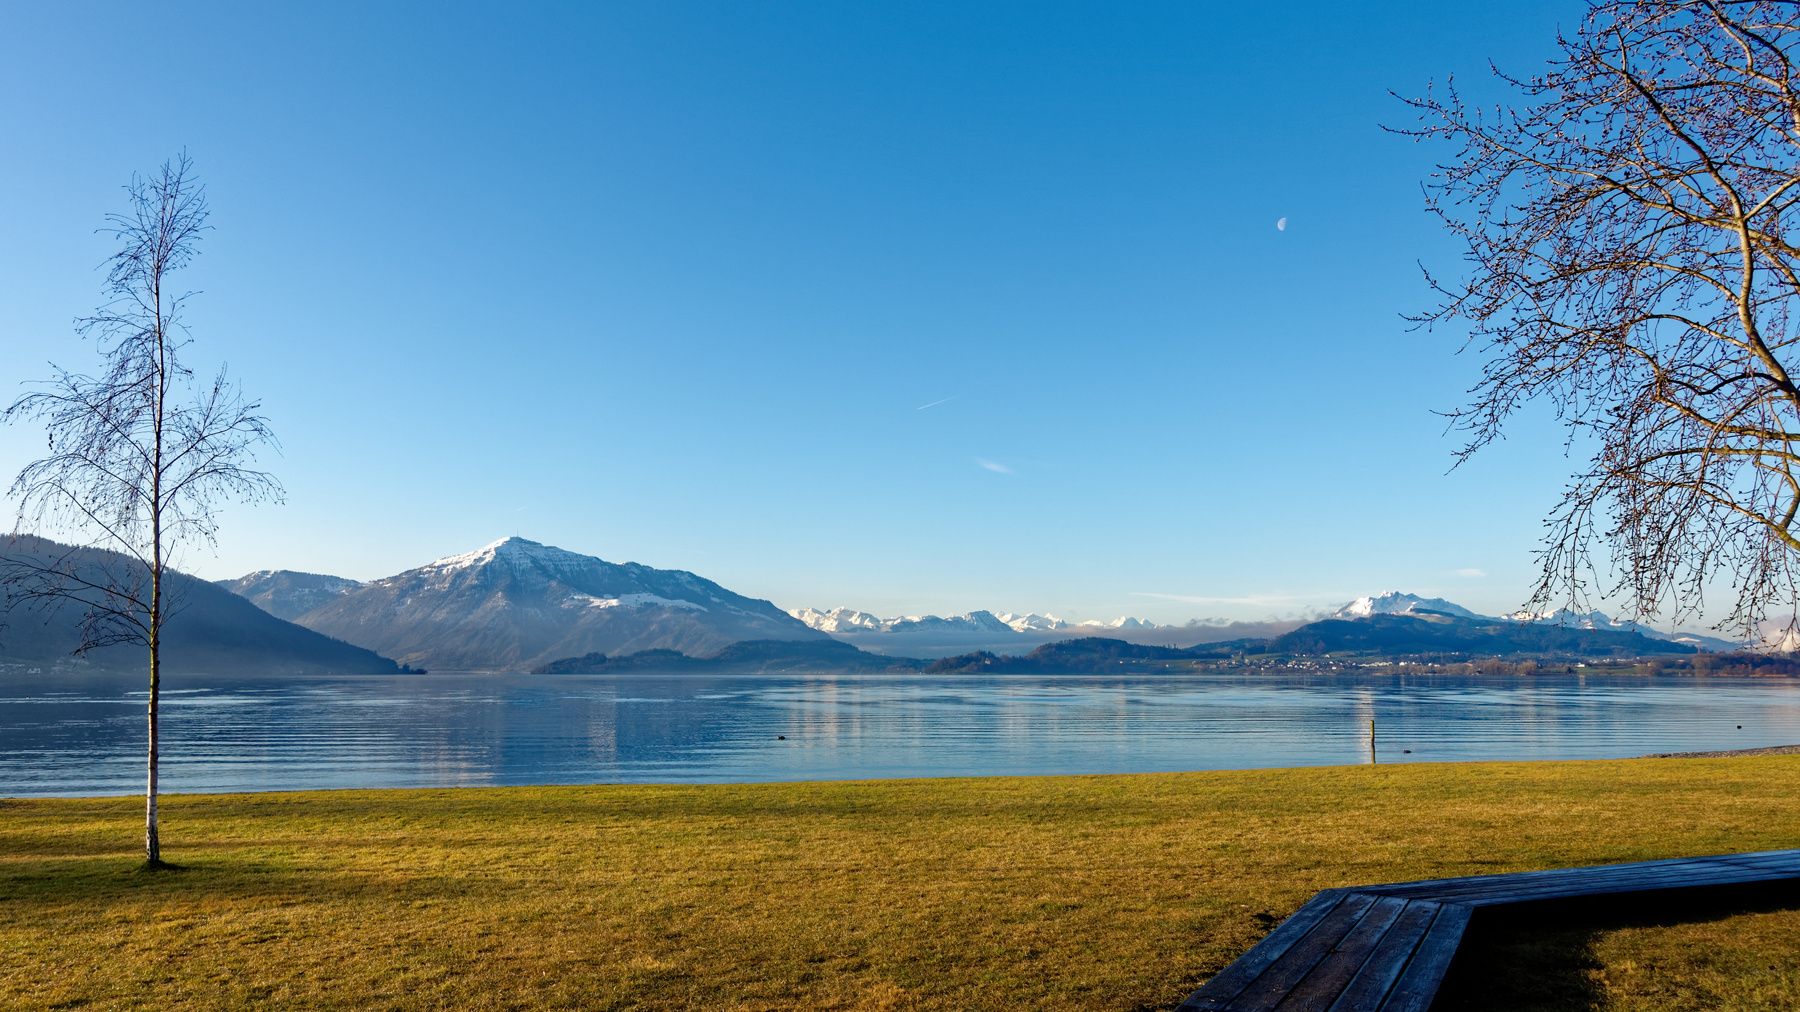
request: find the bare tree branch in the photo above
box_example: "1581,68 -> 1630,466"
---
1393,1 -> 1800,639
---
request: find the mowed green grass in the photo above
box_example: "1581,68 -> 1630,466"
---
4,758 -> 1799,1011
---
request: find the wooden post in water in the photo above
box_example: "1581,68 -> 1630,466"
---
1369,718 -> 1376,764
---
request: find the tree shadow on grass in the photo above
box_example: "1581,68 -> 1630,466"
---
1431,879 -> 1800,1011
0,852 -> 510,910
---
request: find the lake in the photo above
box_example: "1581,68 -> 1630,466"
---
4,670 -> 1800,797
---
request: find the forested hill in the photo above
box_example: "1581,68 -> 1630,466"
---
924,637 -> 1257,673
0,536 -> 408,676
532,638 -> 924,674
1265,613 -> 1695,658
924,616 -> 1699,673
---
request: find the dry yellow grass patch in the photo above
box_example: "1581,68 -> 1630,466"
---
3,757 -> 1798,1011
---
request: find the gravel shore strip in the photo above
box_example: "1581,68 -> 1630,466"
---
1642,743 -> 1800,758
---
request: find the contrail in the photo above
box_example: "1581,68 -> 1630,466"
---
917,397 -> 955,410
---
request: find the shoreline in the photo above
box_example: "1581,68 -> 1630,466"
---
1643,742 -> 1800,758
11,749 -> 1800,802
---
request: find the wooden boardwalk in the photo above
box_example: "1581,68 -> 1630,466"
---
1177,848 -> 1800,1012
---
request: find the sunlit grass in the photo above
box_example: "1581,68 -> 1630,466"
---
3,758 -> 1798,1010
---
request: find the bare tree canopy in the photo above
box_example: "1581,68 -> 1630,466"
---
2,155 -> 280,865
1400,0 -> 1800,636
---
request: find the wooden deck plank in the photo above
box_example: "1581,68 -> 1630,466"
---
1389,864 -> 1771,900
1365,866 -> 1798,903
1364,853 -> 1741,887
1379,862 -> 1800,906
1176,891 -> 1353,1010
1361,860 -> 1720,895
1358,850 -> 1800,898
1323,900 -> 1442,1012
1218,893 -> 1380,1011
1372,902 -> 1473,1012
1449,870 -> 1799,906
1269,895 -> 1410,1012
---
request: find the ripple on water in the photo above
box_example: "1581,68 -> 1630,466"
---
2,670 -> 1798,796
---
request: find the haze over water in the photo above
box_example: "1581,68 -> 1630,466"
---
6,671 -> 1800,797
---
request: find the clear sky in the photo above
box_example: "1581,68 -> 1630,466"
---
0,0 -> 1603,625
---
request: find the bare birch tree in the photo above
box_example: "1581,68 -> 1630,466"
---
3,155 -> 280,867
1398,0 -> 1800,638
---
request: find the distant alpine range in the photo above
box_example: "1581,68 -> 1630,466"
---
1326,591 -> 1741,653
784,590 -> 1742,655
788,607 -> 1159,634
0,535 -> 1749,676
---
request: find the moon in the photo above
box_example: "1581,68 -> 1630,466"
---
1277,217 -> 1287,231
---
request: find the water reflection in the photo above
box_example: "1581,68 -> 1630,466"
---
2,670 -> 1798,797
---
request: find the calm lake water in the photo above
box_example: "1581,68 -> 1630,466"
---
4,670 -> 1800,797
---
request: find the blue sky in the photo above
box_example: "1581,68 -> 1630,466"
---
0,1 -> 1599,624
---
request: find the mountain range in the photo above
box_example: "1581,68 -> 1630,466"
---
217,550 -> 1743,670
219,546 -> 1209,671
788,607 -> 1161,634
1331,591 -> 1743,652
239,538 -> 824,672
887,611 -> 1704,673
782,605 -> 1241,658
3,533 -> 1752,677
1268,611 -> 1696,658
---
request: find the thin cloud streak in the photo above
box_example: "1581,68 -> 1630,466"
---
917,396 -> 955,410
976,458 -> 1013,475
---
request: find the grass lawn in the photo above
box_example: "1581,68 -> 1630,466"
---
4,757 -> 1799,1011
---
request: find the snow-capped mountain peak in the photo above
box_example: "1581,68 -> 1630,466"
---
284,537 -> 822,670
421,536 -> 599,575
996,612 -> 1069,632
214,570 -> 365,621
1505,607 -> 1633,629
1333,592 -> 1745,651
788,607 -> 887,632
1333,592 -> 1480,620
